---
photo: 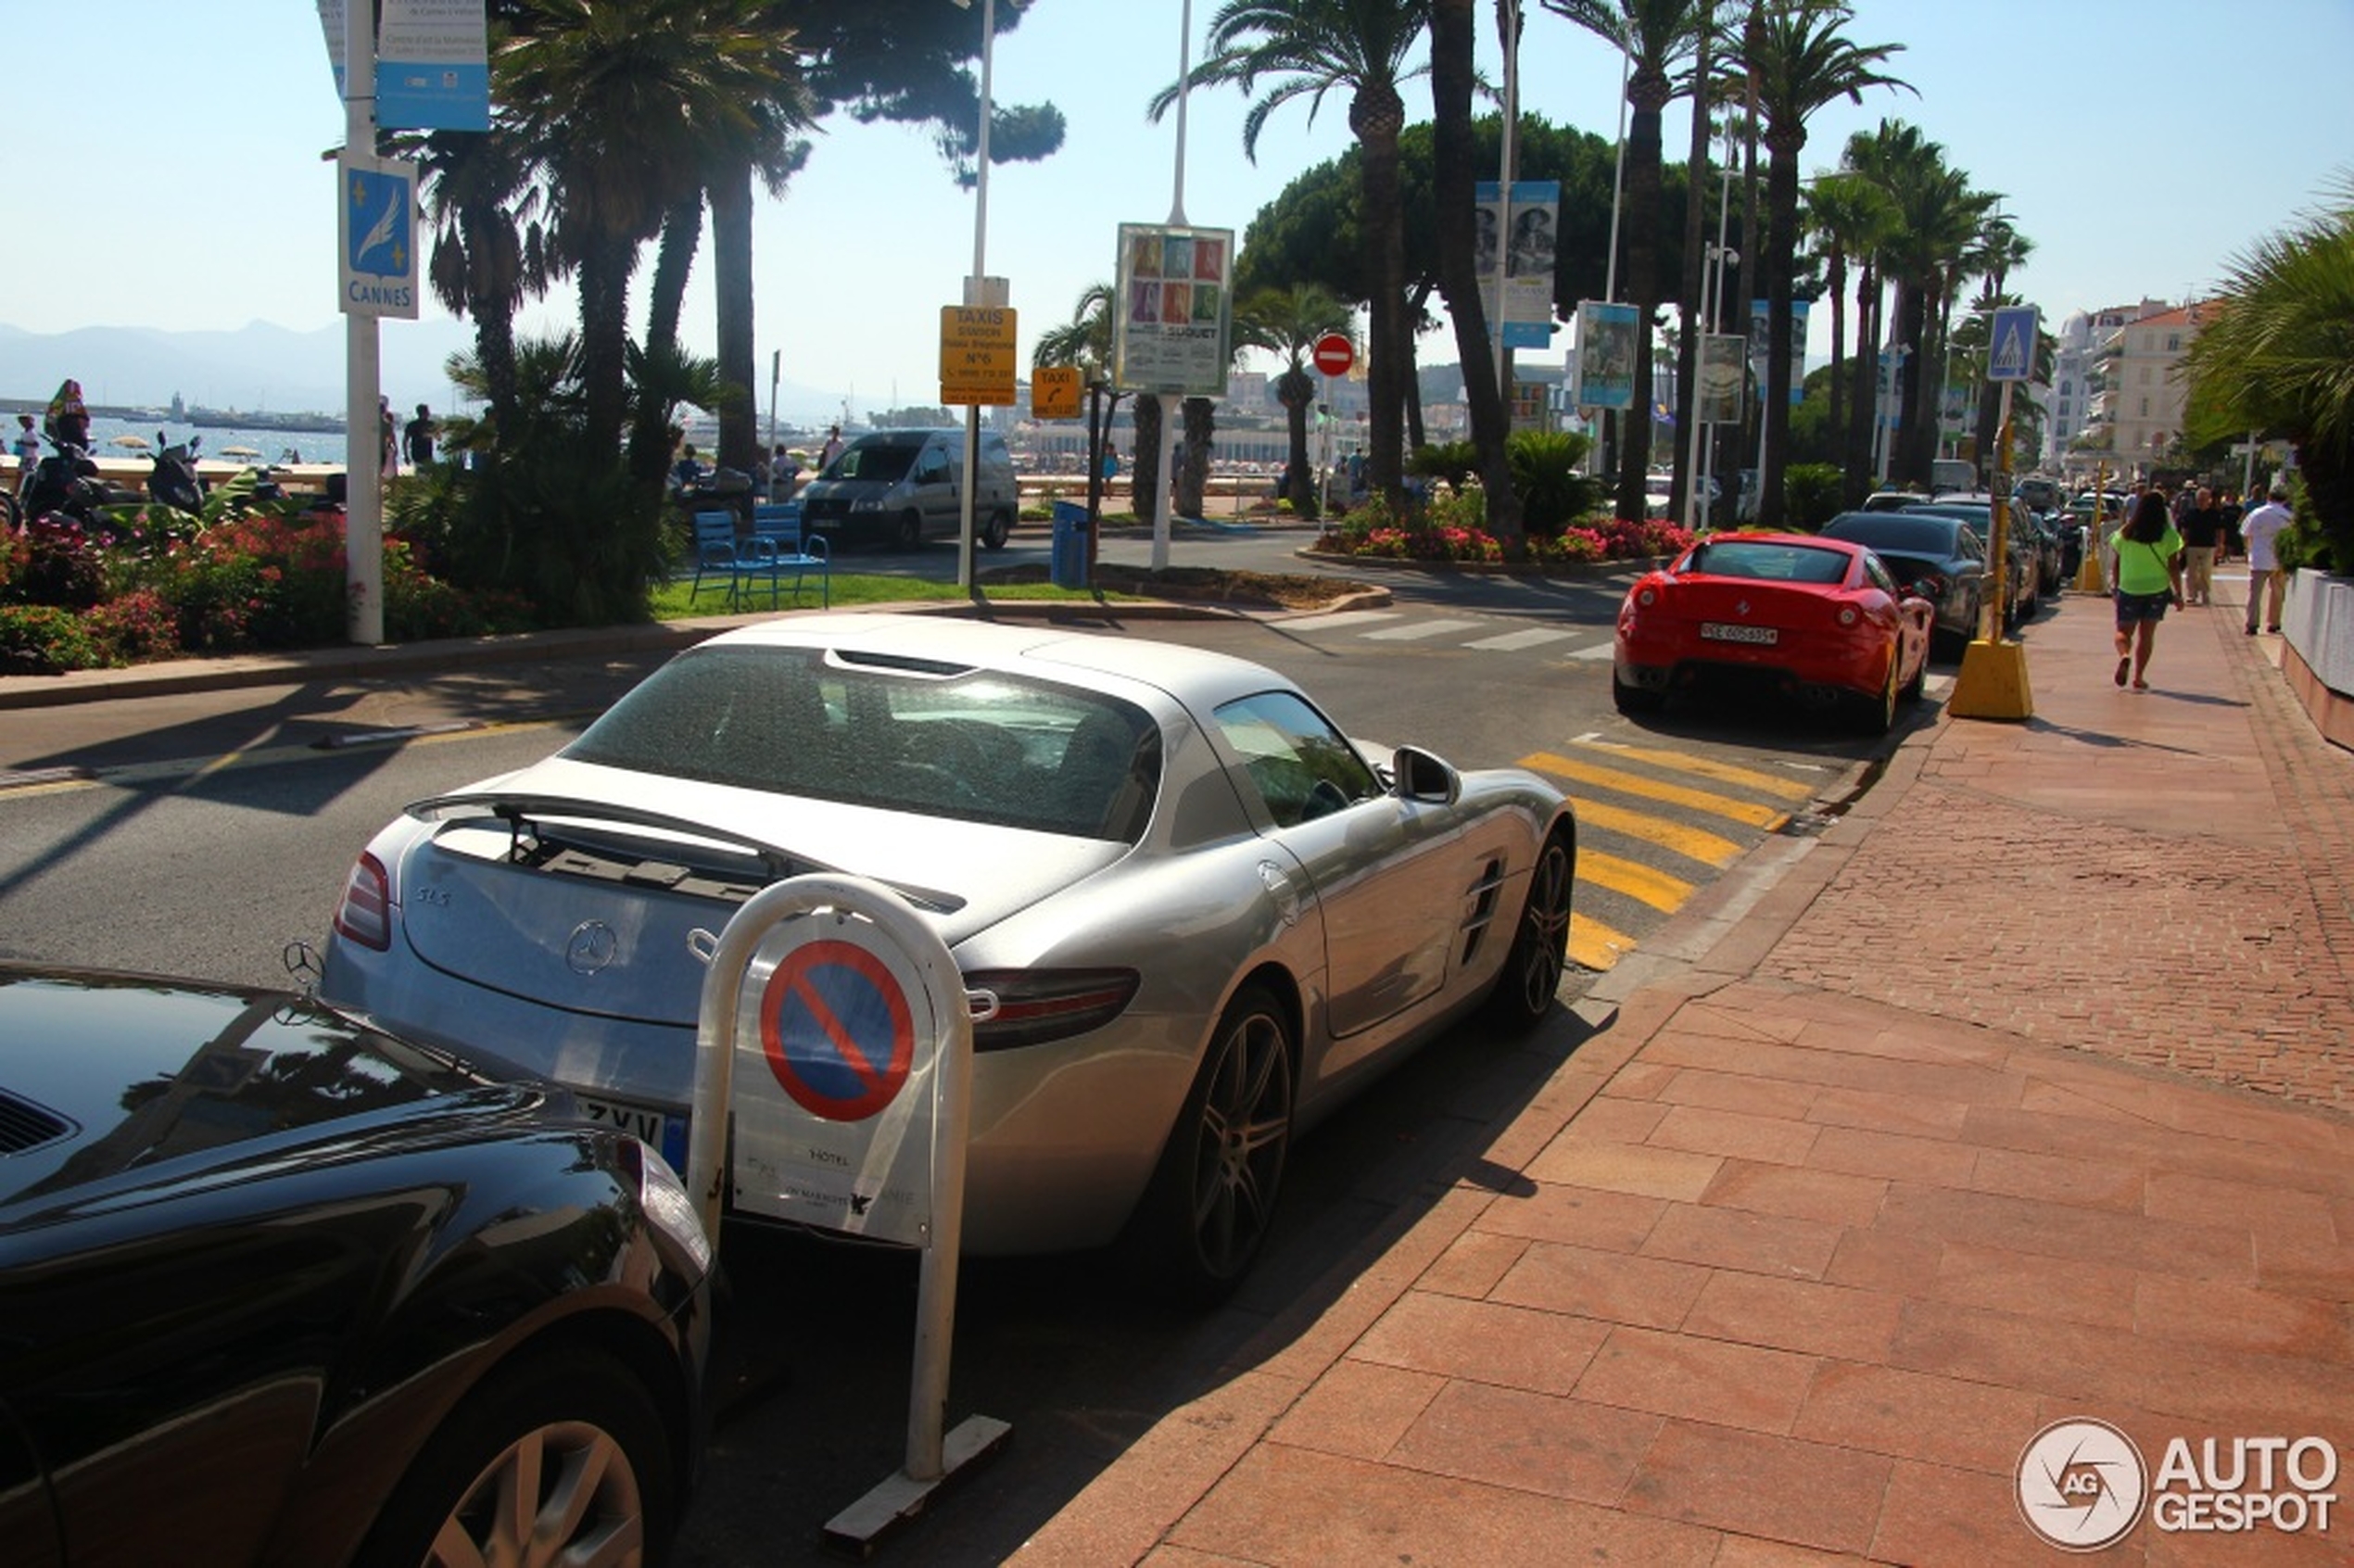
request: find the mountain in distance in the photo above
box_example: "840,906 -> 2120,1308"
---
0,320 -> 855,424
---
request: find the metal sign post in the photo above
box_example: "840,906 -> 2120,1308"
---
683,874 -> 1009,1553
1951,305 -> 2038,722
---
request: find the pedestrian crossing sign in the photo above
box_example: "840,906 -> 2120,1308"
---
1988,305 -> 2037,382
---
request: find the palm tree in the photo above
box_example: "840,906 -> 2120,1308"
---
1155,0 -> 1432,507
1540,0 -> 1708,521
1801,169 -> 1893,490
1235,284 -> 1355,516
410,120 -> 550,444
1032,283 -> 1125,524
1740,0 -> 1907,527
1427,0 -> 1518,539
2183,175 -> 2354,565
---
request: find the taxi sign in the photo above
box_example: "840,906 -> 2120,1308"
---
1032,365 -> 1082,421
941,304 -> 1018,407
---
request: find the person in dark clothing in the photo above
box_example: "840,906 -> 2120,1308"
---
2178,487 -> 2225,605
403,404 -> 437,469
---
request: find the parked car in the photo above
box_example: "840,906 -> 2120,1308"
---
794,427 -> 1019,550
1901,496 -> 2050,618
1612,532 -> 1934,733
0,964 -> 713,1568
317,613 -> 1577,1302
1818,510 -> 1993,657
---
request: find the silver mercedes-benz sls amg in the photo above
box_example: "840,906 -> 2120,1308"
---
317,613 -> 1576,1299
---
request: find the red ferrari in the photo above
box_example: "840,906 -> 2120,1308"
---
1613,531 -> 1935,733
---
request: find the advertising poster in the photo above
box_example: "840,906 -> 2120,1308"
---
1748,299 -> 1811,405
1475,181 -> 1562,348
1111,223 -> 1235,397
1576,301 -> 1639,411
1700,334 -> 1747,425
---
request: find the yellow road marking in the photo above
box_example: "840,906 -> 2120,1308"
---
1563,795 -> 1744,868
1573,740 -> 1815,801
1576,849 -> 1693,914
1529,752 -> 1790,830
1570,911 -> 1637,971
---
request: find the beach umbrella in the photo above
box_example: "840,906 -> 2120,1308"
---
109,434 -> 153,450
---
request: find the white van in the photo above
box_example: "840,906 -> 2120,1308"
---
795,427 -> 1020,550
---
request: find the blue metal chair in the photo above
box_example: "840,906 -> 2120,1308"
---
689,510 -> 782,611
750,501 -> 831,609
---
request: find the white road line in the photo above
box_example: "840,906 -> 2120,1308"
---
1361,618 -> 1486,641
1568,641 -> 1617,661
1464,626 -> 1582,651
1293,610 -> 1403,631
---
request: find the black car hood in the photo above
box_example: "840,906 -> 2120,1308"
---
0,967 -> 520,1207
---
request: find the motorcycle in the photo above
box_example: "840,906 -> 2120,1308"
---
146,431 -> 208,513
19,437 -> 120,532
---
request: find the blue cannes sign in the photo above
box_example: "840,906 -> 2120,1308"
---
339,158 -> 419,320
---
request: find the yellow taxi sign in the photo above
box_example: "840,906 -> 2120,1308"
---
1031,366 -> 1082,421
940,304 -> 1018,407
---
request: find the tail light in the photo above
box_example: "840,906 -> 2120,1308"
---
963,967 -> 1140,1051
333,852 -> 393,951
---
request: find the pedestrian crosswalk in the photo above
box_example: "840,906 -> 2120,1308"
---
1284,608 -> 1887,974
1516,739 -> 1822,973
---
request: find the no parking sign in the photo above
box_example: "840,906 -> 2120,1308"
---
691,879 -> 968,1247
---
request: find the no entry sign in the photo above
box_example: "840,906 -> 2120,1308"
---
1312,332 -> 1355,377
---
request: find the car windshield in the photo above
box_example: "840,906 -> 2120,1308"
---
1823,515 -> 1964,556
1680,539 -> 1852,584
563,645 -> 1162,841
829,441 -> 917,483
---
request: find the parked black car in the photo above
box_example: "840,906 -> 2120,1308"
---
1818,511 -> 1993,658
1899,497 -> 2053,618
0,964 -> 713,1568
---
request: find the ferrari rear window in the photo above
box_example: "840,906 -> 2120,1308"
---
563,646 -> 1161,841
1682,540 -> 1851,585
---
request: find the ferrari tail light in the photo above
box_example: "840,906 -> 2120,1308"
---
963,967 -> 1140,1051
333,852 -> 393,952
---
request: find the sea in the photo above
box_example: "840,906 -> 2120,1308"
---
75,412 -> 350,471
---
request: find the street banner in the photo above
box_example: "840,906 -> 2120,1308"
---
1576,300 -> 1639,411
378,0 -> 492,132
1111,222 -> 1235,397
338,154 -> 420,320
1476,181 -> 1562,348
1700,334 -> 1746,424
1749,298 -> 1810,404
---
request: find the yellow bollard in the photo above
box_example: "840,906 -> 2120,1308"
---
1949,637 -> 2033,720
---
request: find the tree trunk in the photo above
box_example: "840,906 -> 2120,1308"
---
711,166 -> 760,474
1428,0 -> 1519,541
1351,83 -> 1411,504
1277,365 -> 1318,517
1177,396 -> 1212,516
1758,131 -> 1803,529
579,233 -> 635,462
1671,21 -> 1713,526
1132,395 -> 1163,521
1613,81 -> 1667,524
1844,261 -> 1879,505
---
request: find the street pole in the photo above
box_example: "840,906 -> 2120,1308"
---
956,0 -> 995,599
1151,0 -> 1196,573
342,0 -> 383,646
1489,0 -> 1519,392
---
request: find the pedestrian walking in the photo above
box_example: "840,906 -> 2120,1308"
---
2179,487 -> 2224,605
44,379 -> 90,451
11,412 -> 39,502
819,425 -> 845,470
2099,480 -> 2150,594
2241,485 -> 2294,636
2111,491 -> 2183,691
380,396 -> 399,478
403,403 -> 437,469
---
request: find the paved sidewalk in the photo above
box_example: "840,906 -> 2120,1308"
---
1016,576 -> 2354,1566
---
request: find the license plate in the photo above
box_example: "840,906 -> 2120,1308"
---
1701,622 -> 1778,645
575,1093 -> 688,1170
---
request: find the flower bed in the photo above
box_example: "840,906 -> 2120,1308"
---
1316,493 -> 1692,569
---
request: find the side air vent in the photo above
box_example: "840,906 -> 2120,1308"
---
0,1090 -> 74,1156
1460,856 -> 1507,967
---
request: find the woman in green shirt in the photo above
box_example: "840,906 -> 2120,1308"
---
2112,492 -> 2184,689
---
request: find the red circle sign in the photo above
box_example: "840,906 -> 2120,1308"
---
1311,333 -> 1355,376
757,939 -> 916,1122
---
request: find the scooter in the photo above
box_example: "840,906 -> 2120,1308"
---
19,437 -> 117,531
146,431 -> 208,513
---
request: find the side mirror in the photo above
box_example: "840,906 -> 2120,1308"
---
1391,745 -> 1461,806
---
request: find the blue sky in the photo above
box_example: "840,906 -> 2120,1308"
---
18,1 -> 2353,424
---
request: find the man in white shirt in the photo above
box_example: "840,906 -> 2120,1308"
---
2240,485 -> 2294,635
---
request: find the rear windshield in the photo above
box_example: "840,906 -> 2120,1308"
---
1822,515 -> 1963,556
1682,539 -> 1852,584
563,645 -> 1161,841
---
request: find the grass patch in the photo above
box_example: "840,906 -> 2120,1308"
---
648,569 -> 1147,619
647,561 -> 1361,620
